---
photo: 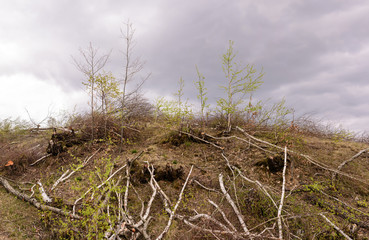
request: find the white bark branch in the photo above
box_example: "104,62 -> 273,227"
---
277,146 -> 288,239
51,148 -> 101,191
37,180 -> 52,203
236,126 -> 368,185
0,176 -> 81,219
208,199 -> 238,232
319,213 -> 353,240
156,165 -> 193,240
30,154 -> 52,166
333,148 -> 369,181
219,173 -> 249,234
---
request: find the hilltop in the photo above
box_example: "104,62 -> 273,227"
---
0,116 -> 368,240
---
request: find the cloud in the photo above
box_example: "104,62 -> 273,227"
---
1,0 -> 369,132
0,73 -> 87,123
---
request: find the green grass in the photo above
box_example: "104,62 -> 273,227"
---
0,187 -> 45,239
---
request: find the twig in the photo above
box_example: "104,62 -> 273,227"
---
319,213 -> 352,240
193,179 -> 220,193
208,199 -> 238,232
188,213 -> 234,233
123,152 -> 142,214
74,152 -> 143,223
122,125 -> 141,133
176,213 -> 280,240
233,167 -> 278,209
30,154 -> 52,166
277,146 -> 288,239
30,184 -> 36,197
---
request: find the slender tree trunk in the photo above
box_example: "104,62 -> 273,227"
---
91,77 -> 95,141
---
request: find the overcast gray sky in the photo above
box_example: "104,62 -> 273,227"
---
1,0 -> 368,132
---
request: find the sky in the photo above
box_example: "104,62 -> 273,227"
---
1,0 -> 369,133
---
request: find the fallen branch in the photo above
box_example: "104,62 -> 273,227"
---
333,148 -> 369,181
236,126 -> 369,186
317,189 -> 369,217
0,176 -> 81,219
221,153 -> 278,209
37,180 -> 52,203
73,152 -> 143,216
277,146 -> 288,239
30,153 -> 52,166
319,213 -> 352,240
73,163 -> 128,215
208,199 -> 238,232
219,173 -> 249,234
156,165 -> 194,240
193,179 -> 220,193
51,148 -> 100,191
179,130 -> 224,150
205,133 -> 277,155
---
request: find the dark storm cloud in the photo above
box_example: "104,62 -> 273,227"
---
1,0 -> 369,132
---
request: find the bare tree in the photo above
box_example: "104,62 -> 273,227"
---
72,42 -> 110,141
25,106 -> 53,130
120,20 -> 150,145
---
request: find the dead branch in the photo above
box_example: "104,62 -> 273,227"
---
122,124 -> 141,133
208,199 -> 238,232
277,147 -> 288,239
316,188 -> 369,217
37,180 -> 52,203
30,153 -> 52,166
101,152 -> 143,191
176,212 -> 280,240
219,173 -> 250,234
51,148 -> 100,191
319,213 -> 353,240
178,130 -> 224,150
107,162 -> 192,240
338,148 -> 369,171
222,153 -> 278,209
156,165 -> 193,240
236,126 -> 369,186
0,176 -> 81,219
25,107 -> 53,128
73,163 -> 128,215
333,148 -> 369,181
205,132 -> 277,155
193,179 -> 220,193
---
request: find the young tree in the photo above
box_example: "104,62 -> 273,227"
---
217,40 -> 264,132
154,78 -> 193,129
120,21 -> 150,144
95,71 -> 120,138
194,65 -> 209,130
72,42 -> 110,141
174,77 -> 193,130
175,77 -> 185,124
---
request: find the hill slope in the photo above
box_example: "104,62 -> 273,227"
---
0,123 -> 368,239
